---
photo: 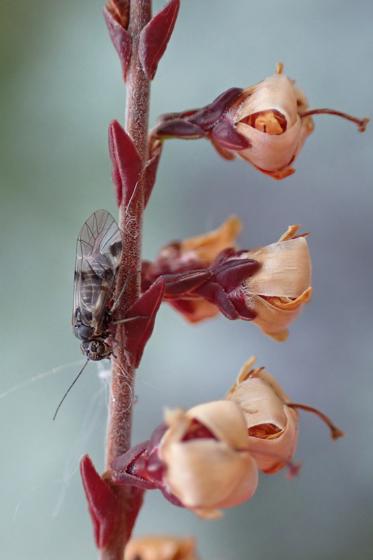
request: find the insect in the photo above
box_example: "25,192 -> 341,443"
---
73,209 -> 122,360
53,210 -> 122,420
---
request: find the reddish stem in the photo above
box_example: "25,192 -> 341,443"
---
102,1 -> 152,559
300,108 -> 369,132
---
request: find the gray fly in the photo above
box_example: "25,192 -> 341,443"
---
53,210 -> 122,420
73,209 -> 122,360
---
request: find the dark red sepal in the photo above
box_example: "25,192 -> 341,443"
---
197,282 -> 240,320
108,120 -> 142,207
191,88 -> 243,129
154,119 -> 204,139
161,269 -> 212,296
104,4 -> 132,80
212,258 -> 260,291
211,136 -> 237,160
112,424 -> 167,489
139,0 -> 180,80
124,277 -> 165,367
194,257 -> 259,320
211,117 -> 251,151
80,454 -> 121,549
228,288 -> 257,320
213,248 -> 238,263
111,441 -> 156,490
112,424 -> 184,508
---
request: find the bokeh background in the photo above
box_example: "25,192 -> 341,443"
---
1,0 -> 372,558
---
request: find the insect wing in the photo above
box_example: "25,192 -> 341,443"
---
73,210 -> 122,329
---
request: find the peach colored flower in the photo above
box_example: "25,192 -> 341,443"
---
125,535 -> 198,560
226,357 -> 299,473
240,225 -> 312,341
231,63 -> 368,179
153,62 -> 368,179
143,220 -> 312,338
226,357 -> 344,474
159,401 -> 258,519
180,215 -> 241,264
232,63 -> 313,179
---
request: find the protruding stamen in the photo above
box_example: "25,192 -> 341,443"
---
276,62 -> 284,75
241,109 -> 287,134
300,108 -> 369,132
287,403 -> 344,440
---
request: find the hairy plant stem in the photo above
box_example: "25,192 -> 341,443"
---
102,1 -> 152,559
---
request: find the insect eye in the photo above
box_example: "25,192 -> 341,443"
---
110,241 -> 122,257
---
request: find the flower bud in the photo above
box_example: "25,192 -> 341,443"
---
226,357 -> 298,474
112,401 -> 259,519
125,536 -> 198,560
226,357 -> 344,474
232,64 -> 313,178
159,401 -> 258,518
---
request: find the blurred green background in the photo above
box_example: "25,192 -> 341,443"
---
1,1 -> 372,558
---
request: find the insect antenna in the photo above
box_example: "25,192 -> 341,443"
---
53,359 -> 90,421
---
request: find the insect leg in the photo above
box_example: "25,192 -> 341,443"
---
112,315 -> 147,325
111,273 -> 132,313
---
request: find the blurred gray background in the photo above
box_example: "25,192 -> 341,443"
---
1,0 -> 372,558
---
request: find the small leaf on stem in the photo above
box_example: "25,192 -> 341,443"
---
108,120 -> 142,206
80,454 -> 121,549
139,0 -> 180,80
124,278 -> 165,367
104,1 -> 132,80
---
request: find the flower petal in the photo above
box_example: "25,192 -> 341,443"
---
160,403 -> 258,518
247,406 -> 298,473
236,117 -> 311,173
161,439 -> 257,518
232,72 -> 313,174
247,288 -> 312,341
228,376 -> 287,432
235,73 -> 306,128
226,358 -> 299,473
181,216 -> 241,263
187,400 -> 250,449
125,535 -> 198,560
244,236 -> 312,298
168,297 -> 219,323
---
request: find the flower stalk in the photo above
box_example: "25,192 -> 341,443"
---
102,1 -> 152,559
